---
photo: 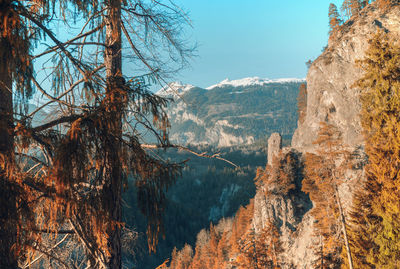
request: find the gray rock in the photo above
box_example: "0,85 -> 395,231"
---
268,132 -> 282,166
292,3 -> 400,151
251,3 -> 400,268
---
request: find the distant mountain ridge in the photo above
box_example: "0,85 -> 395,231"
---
158,77 -> 305,147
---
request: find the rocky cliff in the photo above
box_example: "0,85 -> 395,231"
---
253,3 -> 400,268
166,3 -> 400,269
292,3 -> 400,150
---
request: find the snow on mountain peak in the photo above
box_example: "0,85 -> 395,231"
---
156,82 -> 195,97
206,77 -> 305,90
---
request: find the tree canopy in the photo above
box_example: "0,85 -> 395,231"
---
1,0 -> 194,268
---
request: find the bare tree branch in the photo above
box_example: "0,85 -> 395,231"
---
32,22 -> 105,59
141,144 -> 238,168
24,234 -> 71,269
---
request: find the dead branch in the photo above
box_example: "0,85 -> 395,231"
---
32,22 -> 105,59
141,144 -> 238,168
32,115 -> 81,132
23,234 -> 71,269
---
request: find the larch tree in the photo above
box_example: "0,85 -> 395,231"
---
302,122 -> 353,269
0,1 -> 33,266
341,0 -> 362,19
3,0 -> 194,268
346,30 -> 400,269
236,222 -> 282,269
0,0 -> 80,266
328,3 -> 342,34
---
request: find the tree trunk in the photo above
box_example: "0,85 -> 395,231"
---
104,0 -> 123,268
334,185 -> 354,269
0,37 -> 18,268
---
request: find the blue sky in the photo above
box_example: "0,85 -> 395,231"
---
171,0 -> 343,88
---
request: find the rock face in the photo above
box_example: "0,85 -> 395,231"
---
267,133 -> 282,166
292,3 -> 400,151
252,146 -> 313,268
253,3 -> 400,268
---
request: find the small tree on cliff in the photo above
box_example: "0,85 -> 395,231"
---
341,0 -> 362,19
302,122 -> 353,268
328,3 -> 342,34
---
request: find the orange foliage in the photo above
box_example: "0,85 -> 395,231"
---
302,122 -> 351,267
169,199 -> 257,269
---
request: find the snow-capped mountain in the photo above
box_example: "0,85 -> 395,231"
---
206,77 -> 305,90
158,77 -> 305,147
156,82 -> 196,98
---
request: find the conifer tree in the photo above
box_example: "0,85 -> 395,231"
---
236,222 -> 283,269
0,1 -> 31,264
328,3 -> 342,34
341,0 -> 362,19
302,122 -> 352,268
1,0 -> 193,267
0,1 -> 93,266
346,31 -> 400,268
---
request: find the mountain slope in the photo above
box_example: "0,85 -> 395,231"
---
167,2 -> 400,269
158,77 -> 305,147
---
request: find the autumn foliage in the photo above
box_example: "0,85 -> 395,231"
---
167,151 -> 304,268
167,195 -> 286,268
302,122 -> 352,268
329,3 -> 342,34
344,31 -> 400,268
